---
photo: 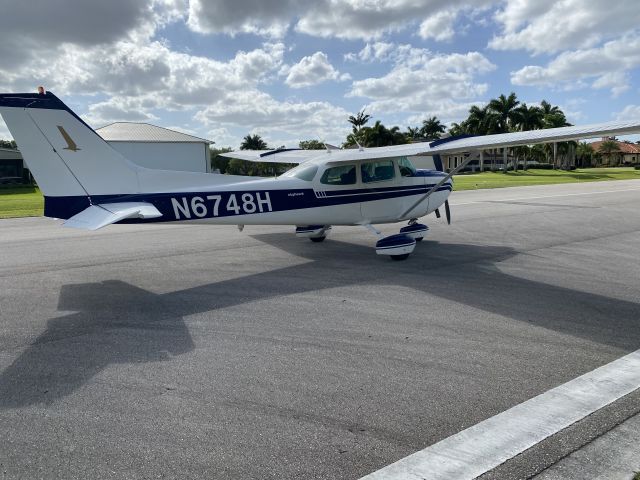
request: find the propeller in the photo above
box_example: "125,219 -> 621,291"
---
444,200 -> 451,225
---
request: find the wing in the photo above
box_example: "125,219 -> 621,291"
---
63,202 -> 162,230
430,120 -> 640,155
220,148 -> 327,164
220,120 -> 640,166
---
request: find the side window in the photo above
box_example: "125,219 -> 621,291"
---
320,165 -> 356,185
361,160 -> 395,183
398,156 -> 416,177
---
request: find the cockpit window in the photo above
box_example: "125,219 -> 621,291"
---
398,156 -> 416,177
361,159 -> 395,183
281,163 -> 318,181
320,165 -> 356,185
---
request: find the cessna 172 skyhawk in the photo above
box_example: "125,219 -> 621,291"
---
1,90 -> 640,260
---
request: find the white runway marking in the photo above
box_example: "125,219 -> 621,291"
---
360,350 -> 640,480
452,187 -> 640,206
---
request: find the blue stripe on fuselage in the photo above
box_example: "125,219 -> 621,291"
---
44,182 -> 452,222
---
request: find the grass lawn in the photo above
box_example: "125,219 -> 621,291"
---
453,167 -> 640,191
1,167 -> 640,218
0,187 -> 44,218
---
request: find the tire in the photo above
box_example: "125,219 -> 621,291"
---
390,253 -> 410,261
310,236 -> 326,243
415,237 -> 424,242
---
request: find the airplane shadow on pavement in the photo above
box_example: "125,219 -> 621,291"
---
1,233 -> 639,408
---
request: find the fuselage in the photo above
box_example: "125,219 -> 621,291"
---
108,158 -> 452,227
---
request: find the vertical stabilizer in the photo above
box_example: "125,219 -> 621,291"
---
0,92 -> 140,197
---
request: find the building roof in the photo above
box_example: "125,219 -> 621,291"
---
0,147 -> 22,160
590,139 -> 640,154
96,122 -> 212,144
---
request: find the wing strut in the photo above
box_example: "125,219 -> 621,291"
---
401,150 -> 480,218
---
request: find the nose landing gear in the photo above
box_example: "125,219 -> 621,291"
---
399,222 -> 428,242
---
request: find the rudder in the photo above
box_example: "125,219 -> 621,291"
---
0,92 -> 140,198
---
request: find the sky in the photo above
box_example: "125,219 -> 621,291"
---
1,0 -> 639,149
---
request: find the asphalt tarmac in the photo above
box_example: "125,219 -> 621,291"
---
1,179 -> 640,479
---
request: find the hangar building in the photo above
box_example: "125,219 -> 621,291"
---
0,147 -> 26,183
96,122 -> 212,173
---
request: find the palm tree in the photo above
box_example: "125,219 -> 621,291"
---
466,105 -> 498,135
512,103 -> 543,170
405,126 -> 420,141
420,116 -> 446,140
299,140 -> 326,150
598,140 -> 619,166
576,142 -> 594,168
488,92 -> 520,133
514,103 -> 543,131
539,100 -> 562,118
240,134 -> 268,150
540,110 -> 571,168
488,93 -> 520,171
448,122 -> 470,137
347,110 -> 371,132
360,121 -> 407,147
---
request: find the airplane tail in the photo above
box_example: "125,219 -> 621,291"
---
0,91 -> 141,217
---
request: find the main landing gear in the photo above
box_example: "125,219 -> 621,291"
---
297,221 -> 428,261
296,225 -> 332,242
367,220 -> 429,261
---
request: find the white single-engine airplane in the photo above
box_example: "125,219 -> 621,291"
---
2,90 -> 640,260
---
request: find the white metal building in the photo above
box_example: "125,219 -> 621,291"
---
96,122 -> 212,173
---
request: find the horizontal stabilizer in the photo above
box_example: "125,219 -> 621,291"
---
63,202 -> 162,230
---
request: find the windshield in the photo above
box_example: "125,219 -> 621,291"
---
398,156 -> 417,176
280,163 -> 319,181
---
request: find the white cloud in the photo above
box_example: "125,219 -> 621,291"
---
187,0 -> 295,37
84,97 -> 160,127
284,52 -> 348,88
195,90 -> 351,145
207,127 -> 238,149
616,105 -> 640,122
511,33 -> 640,97
419,9 -> 458,41
348,47 -> 495,121
344,42 -> 443,68
187,0 -> 491,41
0,118 -> 11,141
490,0 -> 640,54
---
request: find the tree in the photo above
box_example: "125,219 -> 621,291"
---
447,122 -> 468,137
539,100 -> 562,118
576,142 -> 594,168
210,147 -> 233,173
240,134 -> 268,150
539,105 -> 571,168
513,103 -> 543,132
405,126 -> 421,141
347,110 -> 371,131
487,92 -> 520,133
420,116 -> 446,140
225,158 -> 253,175
363,121 -> 406,147
0,139 -> 17,149
466,105 -> 497,135
343,121 -> 407,148
511,103 -> 543,170
299,139 -> 326,150
598,140 -> 619,166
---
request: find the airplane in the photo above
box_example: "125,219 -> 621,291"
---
1,89 -> 640,260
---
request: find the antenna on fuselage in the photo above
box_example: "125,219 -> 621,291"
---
355,139 -> 364,151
